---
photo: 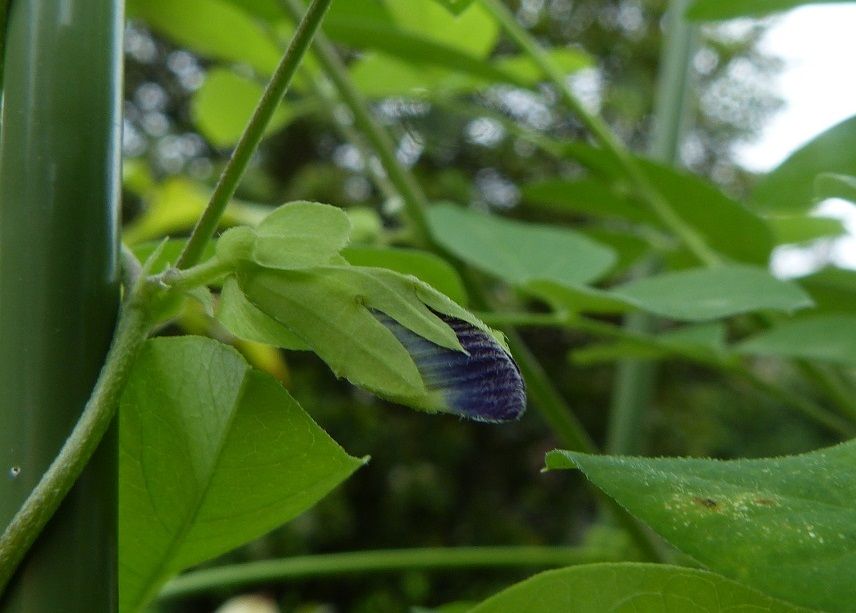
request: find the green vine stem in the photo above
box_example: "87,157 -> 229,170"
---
176,0 -> 335,269
158,546 -> 619,601
0,255 -> 150,595
478,0 -> 721,268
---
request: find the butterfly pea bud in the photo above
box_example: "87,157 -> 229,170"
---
376,312 -> 526,423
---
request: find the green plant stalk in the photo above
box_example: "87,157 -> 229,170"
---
478,0 -> 720,268
607,0 -> 699,456
0,1 -> 123,608
176,0 -> 335,269
281,0 -> 433,244
158,546 -> 618,601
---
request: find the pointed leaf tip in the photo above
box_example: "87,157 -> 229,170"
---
378,312 -> 527,422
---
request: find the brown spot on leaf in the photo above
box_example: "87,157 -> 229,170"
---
693,496 -> 719,510
754,497 -> 777,507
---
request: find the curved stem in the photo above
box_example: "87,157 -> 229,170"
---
158,546 -> 617,601
176,0 -> 335,269
478,0 -> 720,268
0,298 -> 150,595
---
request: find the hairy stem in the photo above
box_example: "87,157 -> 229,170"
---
176,0 -> 335,269
159,545 -> 618,601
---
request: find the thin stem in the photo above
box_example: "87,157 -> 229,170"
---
176,0 -> 335,269
158,546 -> 618,601
157,257 -> 233,294
478,0 -> 720,267
280,0 -> 433,244
0,295 -> 150,594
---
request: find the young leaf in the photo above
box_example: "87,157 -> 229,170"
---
737,314 -> 856,367
428,204 -> 616,287
119,336 -> 363,612
612,265 -> 813,321
252,201 -> 352,269
546,444 -> 856,612
753,115 -> 856,213
470,563 -> 810,612
237,265 -> 525,420
216,201 -> 352,269
217,277 -> 309,350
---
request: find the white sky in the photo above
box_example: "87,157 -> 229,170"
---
733,4 -> 856,275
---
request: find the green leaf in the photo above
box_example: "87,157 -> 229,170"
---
349,48 -> 589,98
493,48 -> 591,85
252,201 -> 352,269
767,215 -> 847,245
324,20 -> 523,87
640,162 -> 773,265
237,265 -> 486,403
546,444 -> 856,612
192,69 -> 302,149
613,265 -> 813,321
815,172 -> 856,204
216,277 -> 309,350
120,336 -> 363,611
753,115 -> 856,213
469,563 -> 810,612
522,178 -> 656,224
127,0 -> 281,75
798,267 -> 856,313
687,0 -> 855,21
556,143 -> 774,264
737,314 -> 856,367
430,0 -> 475,15
382,0 -> 497,58
428,204 -> 616,287
343,246 -> 469,305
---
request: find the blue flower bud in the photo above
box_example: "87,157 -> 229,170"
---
377,312 -> 526,422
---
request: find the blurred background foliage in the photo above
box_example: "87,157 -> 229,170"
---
119,1 -> 832,611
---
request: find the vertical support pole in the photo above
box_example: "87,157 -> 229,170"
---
0,0 -> 123,610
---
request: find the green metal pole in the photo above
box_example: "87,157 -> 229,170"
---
0,0 -> 123,610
